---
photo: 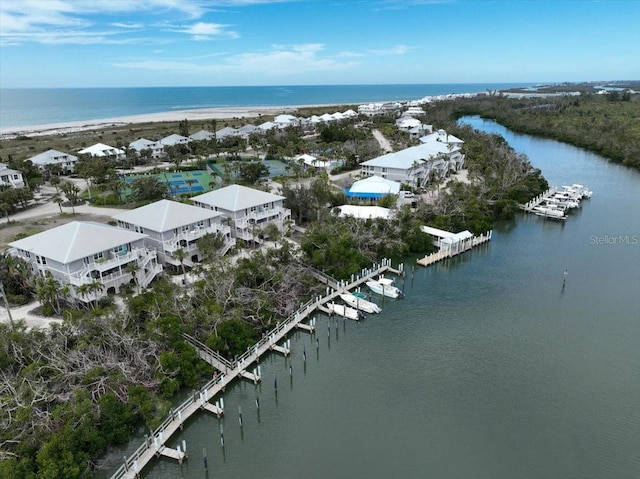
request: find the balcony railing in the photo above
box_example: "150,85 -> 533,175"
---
164,225 -> 231,252
68,248 -> 157,285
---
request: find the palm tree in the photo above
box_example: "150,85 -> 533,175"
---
53,194 -> 64,213
185,178 -> 196,194
125,261 -> 141,294
174,248 -> 188,284
35,272 -> 61,314
87,280 -> 104,309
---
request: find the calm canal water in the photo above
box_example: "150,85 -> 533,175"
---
101,116 -> 640,479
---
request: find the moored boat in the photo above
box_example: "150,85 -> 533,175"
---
327,302 -> 362,320
340,293 -> 382,314
366,280 -> 403,298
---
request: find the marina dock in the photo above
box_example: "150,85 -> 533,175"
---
417,230 -> 492,267
111,259 -> 402,479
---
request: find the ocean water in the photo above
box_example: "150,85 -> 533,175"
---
0,83 -> 532,129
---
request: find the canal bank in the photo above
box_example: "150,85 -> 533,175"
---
99,117 -> 640,479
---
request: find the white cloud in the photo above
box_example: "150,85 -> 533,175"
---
112,43 -> 358,77
177,22 -> 239,40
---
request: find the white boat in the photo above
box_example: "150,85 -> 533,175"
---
327,302 -> 361,320
532,205 -> 566,220
366,280 -> 403,299
563,184 -> 592,199
340,293 -> 382,314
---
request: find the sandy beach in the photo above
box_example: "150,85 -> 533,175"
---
0,103 -> 347,140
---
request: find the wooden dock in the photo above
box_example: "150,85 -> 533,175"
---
520,187 -> 558,212
111,258 -> 402,479
417,230 -> 492,267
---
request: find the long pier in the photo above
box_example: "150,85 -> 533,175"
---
111,259 -> 402,479
417,230 -> 492,267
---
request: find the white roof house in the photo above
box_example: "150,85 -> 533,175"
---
129,138 -> 165,159
419,129 -> 465,147
192,184 -> 286,213
347,175 -> 401,198
216,127 -> 239,139
0,164 -> 25,188
237,124 -> 261,138
27,149 -> 78,172
191,184 -> 292,241
258,121 -> 277,131
9,221 -> 162,302
396,117 -> 422,130
113,199 -> 234,264
160,134 -> 190,146
273,114 -> 299,128
360,140 -> 464,188
79,143 -> 125,160
189,130 -> 215,141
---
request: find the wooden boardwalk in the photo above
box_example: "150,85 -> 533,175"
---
111,259 -> 402,479
417,230 -> 492,267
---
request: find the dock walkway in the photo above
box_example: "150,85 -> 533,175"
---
417,230 -> 492,267
111,259 -> 402,479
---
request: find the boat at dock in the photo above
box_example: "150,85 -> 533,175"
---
340,293 -> 382,314
366,277 -> 403,298
532,205 -> 566,220
327,302 -> 362,320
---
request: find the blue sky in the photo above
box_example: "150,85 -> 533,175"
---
0,0 -> 638,88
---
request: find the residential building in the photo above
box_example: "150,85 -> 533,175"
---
113,199 -> 234,267
191,184 -> 292,242
159,134 -> 190,147
0,163 -> 25,188
360,136 -> 465,188
129,138 -> 165,159
26,149 -> 78,173
79,143 -> 126,161
215,127 -> 239,140
9,221 -> 162,303
189,130 -> 216,142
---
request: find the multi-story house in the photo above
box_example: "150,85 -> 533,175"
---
113,199 -> 234,267
129,138 -> 165,160
9,221 -> 162,303
27,149 -> 78,173
79,143 -> 126,161
191,184 -> 292,242
0,163 -> 25,188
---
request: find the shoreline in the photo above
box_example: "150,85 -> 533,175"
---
0,103 -> 350,140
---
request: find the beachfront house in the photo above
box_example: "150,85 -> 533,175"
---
113,199 -> 235,267
129,138 -> 165,160
190,184 -> 292,242
26,149 -> 78,173
160,134 -> 190,147
189,130 -> 216,142
79,143 -> 126,161
0,163 -> 25,188
215,127 -> 239,140
9,221 -> 162,303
